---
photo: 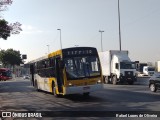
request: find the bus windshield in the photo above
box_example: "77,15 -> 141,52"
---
120,62 -> 136,69
64,56 -> 101,80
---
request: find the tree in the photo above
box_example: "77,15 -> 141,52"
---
0,19 -> 22,40
0,0 -> 22,40
0,48 -> 23,67
0,19 -> 10,40
0,0 -> 12,11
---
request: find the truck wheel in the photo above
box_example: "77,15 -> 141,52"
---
104,76 -> 109,84
112,76 -> 117,85
150,83 -> 157,92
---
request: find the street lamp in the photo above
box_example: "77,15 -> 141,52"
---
99,30 -> 104,52
57,29 -> 62,49
46,45 -> 50,54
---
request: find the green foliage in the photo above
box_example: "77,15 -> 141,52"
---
0,19 -> 11,40
0,49 -> 23,67
0,0 -> 22,40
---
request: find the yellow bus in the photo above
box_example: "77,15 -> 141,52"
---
29,47 -> 103,96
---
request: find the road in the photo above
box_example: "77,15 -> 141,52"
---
0,77 -> 160,120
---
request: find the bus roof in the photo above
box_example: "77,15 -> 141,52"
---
28,47 -> 97,64
28,55 -> 48,64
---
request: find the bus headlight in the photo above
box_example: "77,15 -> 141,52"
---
68,83 -> 73,86
97,80 -> 101,84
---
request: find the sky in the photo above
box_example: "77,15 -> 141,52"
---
1,0 -> 160,64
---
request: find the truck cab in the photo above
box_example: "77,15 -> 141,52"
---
99,50 -> 137,85
111,54 -> 137,84
143,66 -> 155,76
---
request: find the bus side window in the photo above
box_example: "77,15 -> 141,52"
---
49,57 -> 55,67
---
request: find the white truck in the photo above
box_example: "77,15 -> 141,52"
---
99,50 -> 137,85
156,61 -> 160,72
143,66 -> 155,76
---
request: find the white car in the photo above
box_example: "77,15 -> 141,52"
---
23,75 -> 30,79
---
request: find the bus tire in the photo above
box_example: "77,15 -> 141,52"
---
52,82 -> 56,95
112,76 -> 117,85
52,82 -> 61,97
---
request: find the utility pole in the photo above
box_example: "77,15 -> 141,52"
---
118,0 -> 122,51
57,29 -> 62,49
99,30 -> 104,52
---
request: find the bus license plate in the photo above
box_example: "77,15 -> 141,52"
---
83,86 -> 90,90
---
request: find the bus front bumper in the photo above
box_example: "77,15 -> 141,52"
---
65,84 -> 103,95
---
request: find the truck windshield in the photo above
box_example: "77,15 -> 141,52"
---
64,56 -> 101,80
120,62 -> 136,69
148,67 -> 155,71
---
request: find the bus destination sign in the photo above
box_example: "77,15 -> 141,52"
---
62,47 -> 97,57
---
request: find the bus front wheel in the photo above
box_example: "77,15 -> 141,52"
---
52,82 -> 61,97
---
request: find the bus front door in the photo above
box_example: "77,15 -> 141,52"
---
55,57 -> 63,93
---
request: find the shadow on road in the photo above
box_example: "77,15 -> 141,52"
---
0,80 -> 34,93
1,80 -> 160,111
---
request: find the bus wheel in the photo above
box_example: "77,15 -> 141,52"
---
52,82 -> 60,97
52,82 -> 56,95
112,76 -> 117,85
83,92 -> 90,97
